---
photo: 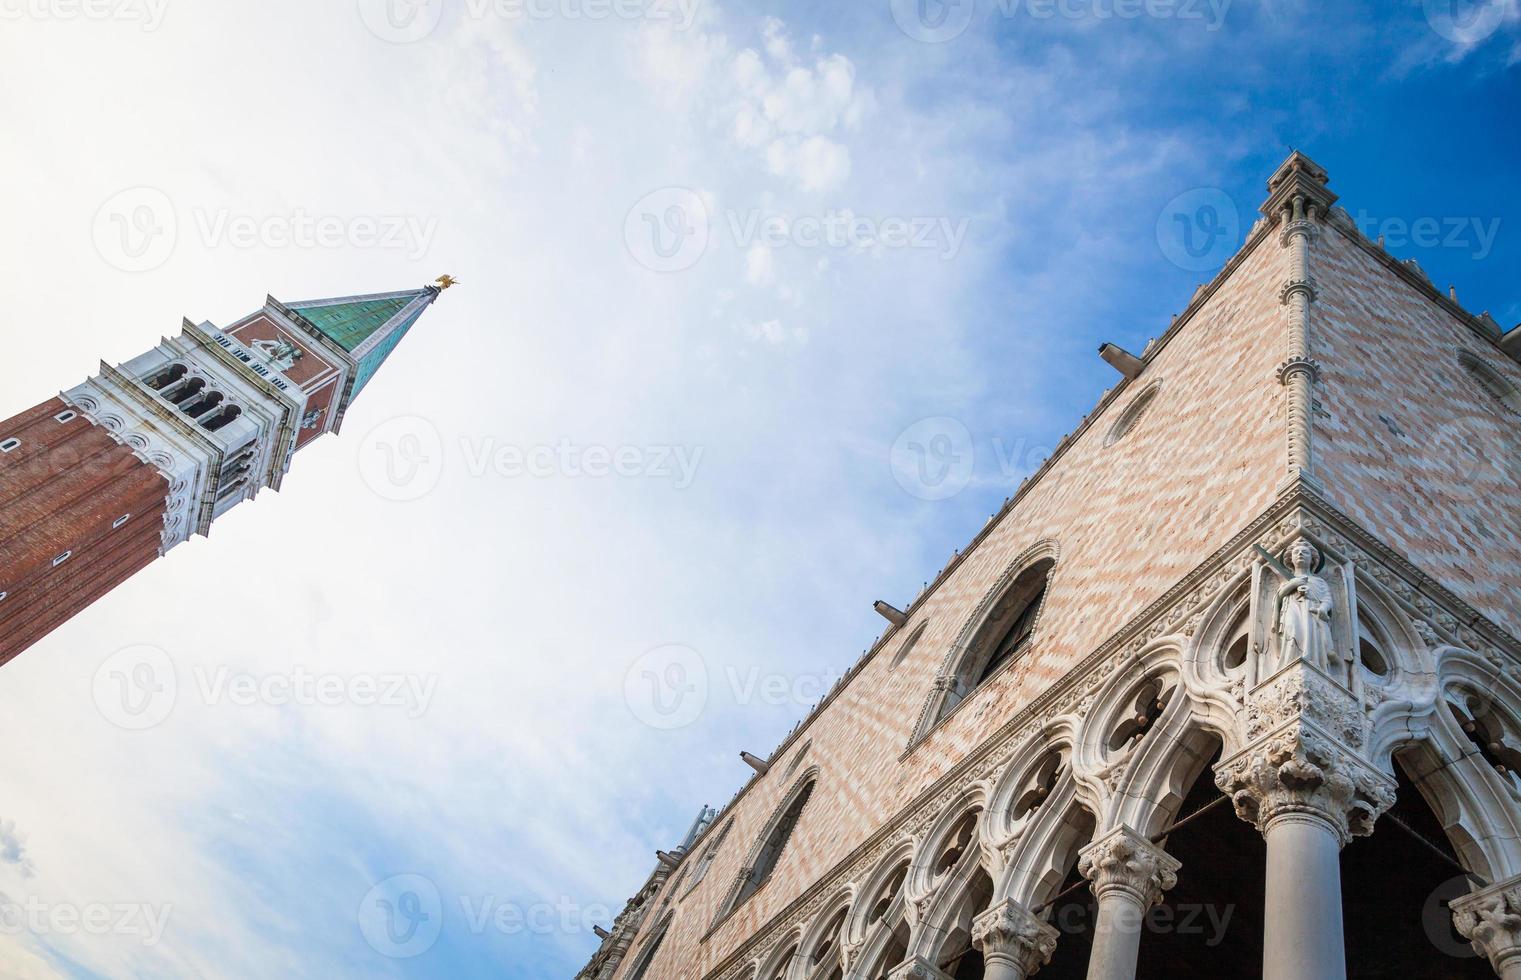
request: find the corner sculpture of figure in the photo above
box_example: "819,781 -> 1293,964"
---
1261,539 -> 1336,674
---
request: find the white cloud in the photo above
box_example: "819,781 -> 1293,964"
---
764,134 -> 852,192
744,243 -> 776,285
0,819 -> 34,878
739,318 -> 806,347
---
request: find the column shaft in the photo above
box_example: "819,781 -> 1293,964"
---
1086,891 -> 1146,980
1262,814 -> 1345,980
980,951 -> 1028,980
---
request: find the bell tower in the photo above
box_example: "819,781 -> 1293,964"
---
0,279 -> 451,666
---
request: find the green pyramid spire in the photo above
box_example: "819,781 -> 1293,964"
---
277,285 -> 440,403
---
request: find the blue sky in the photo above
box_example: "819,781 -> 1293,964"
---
0,1 -> 1515,977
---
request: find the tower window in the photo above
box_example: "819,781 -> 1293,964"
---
180,390 -> 224,418
52,551 -> 72,567
0,592 -> 8,602
202,404 -> 243,433
113,514 -> 131,529
54,410 -> 78,423
166,377 -> 206,405
0,438 -> 19,453
144,363 -> 188,390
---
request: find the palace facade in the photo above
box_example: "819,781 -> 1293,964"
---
578,154 -> 1521,980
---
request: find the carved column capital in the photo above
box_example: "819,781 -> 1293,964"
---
1452,877 -> 1521,976
971,899 -> 1059,975
1215,723 -> 1393,846
1078,826 -> 1179,911
887,955 -> 955,980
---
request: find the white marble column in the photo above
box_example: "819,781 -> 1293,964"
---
1077,826 -> 1179,980
1216,722 -> 1394,980
1262,810 -> 1345,980
1452,878 -> 1521,980
971,899 -> 1059,980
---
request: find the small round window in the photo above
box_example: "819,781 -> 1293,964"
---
1105,381 -> 1162,447
1459,350 -> 1521,416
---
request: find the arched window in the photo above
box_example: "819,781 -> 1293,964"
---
0,438 -> 19,453
166,377 -> 205,405
733,778 -> 817,908
910,551 -> 1056,746
804,906 -> 848,979
1449,691 -> 1521,793
624,915 -> 672,980
947,559 -> 1052,712
1460,350 -> 1521,415
180,390 -> 224,418
143,363 -> 187,390
869,861 -> 909,925
1107,675 -> 1175,753
977,581 -> 1046,686
930,808 -> 981,879
889,622 -> 927,671
783,741 -> 812,779
685,821 -> 731,894
202,404 -> 243,432
1357,612 -> 1392,680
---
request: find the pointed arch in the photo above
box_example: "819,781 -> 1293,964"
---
796,888 -> 853,980
909,540 -> 1059,747
720,769 -> 821,918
